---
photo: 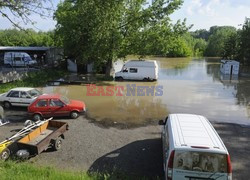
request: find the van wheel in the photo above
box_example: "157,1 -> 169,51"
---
70,111 -> 79,119
116,77 -> 123,81
5,64 -> 12,68
0,148 -> 10,161
143,78 -> 149,81
3,101 -> 11,109
33,114 -> 42,121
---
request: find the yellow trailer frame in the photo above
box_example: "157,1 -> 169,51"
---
0,140 -> 12,160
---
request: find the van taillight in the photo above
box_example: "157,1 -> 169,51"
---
167,150 -> 175,180
227,154 -> 232,173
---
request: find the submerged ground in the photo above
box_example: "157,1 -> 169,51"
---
1,57 -> 250,179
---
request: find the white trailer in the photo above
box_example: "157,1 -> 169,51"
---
115,60 -> 158,81
220,60 -> 239,75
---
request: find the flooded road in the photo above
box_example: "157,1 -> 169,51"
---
42,57 -> 250,127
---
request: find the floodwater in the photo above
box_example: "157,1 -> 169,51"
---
42,57 -> 250,127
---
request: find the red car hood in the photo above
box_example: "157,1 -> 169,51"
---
68,100 -> 85,109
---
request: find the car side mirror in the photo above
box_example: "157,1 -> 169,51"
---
26,96 -> 31,99
158,120 -> 165,125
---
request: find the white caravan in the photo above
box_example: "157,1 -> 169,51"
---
4,52 -> 37,67
159,114 -> 232,180
220,60 -> 239,75
115,60 -> 158,81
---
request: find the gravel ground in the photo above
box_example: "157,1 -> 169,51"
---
1,112 -> 250,179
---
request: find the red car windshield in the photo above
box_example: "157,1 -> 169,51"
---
60,96 -> 70,105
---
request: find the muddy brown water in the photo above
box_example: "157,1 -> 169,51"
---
41,57 -> 250,127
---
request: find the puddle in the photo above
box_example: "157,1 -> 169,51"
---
41,57 -> 250,128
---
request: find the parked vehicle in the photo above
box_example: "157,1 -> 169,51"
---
159,114 -> 232,180
28,94 -> 86,121
0,118 -> 53,160
16,120 -> 68,159
4,52 -> 37,67
0,88 -> 42,108
115,60 -> 158,81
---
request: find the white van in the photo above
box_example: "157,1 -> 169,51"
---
159,114 -> 232,180
115,60 -> 158,81
4,52 -> 37,67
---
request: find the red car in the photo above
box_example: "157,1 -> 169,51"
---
28,94 -> 86,121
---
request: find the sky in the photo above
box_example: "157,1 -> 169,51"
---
0,0 -> 249,31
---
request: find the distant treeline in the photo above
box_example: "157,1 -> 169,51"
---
0,29 -> 55,47
0,18 -> 249,65
191,18 -> 250,65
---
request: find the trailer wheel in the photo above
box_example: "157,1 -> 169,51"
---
52,138 -> 62,151
0,148 -> 10,161
3,101 -> 11,109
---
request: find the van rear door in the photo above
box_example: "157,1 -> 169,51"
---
172,151 -> 231,180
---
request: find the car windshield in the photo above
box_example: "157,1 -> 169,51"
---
173,151 -> 228,173
28,89 -> 42,97
60,96 -> 70,105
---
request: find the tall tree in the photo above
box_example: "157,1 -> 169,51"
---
55,0 -> 190,75
0,0 -> 53,29
204,26 -> 237,57
238,18 -> 250,65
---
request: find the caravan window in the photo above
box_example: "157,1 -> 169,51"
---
129,68 -> 138,73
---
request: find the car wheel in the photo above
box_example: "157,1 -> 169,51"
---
3,101 -> 11,109
0,148 -> 10,161
52,137 -> 62,151
70,111 -> 79,119
33,113 -> 42,121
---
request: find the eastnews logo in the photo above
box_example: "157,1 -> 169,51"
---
86,84 -> 163,96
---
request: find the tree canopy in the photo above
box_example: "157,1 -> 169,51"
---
0,29 -> 55,47
54,0 -> 191,74
0,0 -> 53,29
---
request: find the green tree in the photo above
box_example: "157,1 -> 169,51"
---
238,18 -> 250,65
0,0 -> 53,28
204,26 -> 237,57
222,32 -> 238,59
55,0 -> 190,75
0,29 -> 55,46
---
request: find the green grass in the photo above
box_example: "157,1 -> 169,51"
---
0,70 -> 67,94
0,161 -> 146,180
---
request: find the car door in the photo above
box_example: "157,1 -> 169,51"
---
34,99 -> 50,117
6,91 -> 21,106
48,99 -> 69,117
19,91 -> 32,106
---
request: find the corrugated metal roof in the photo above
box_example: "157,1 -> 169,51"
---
0,46 -> 50,51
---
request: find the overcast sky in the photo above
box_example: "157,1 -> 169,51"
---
0,0 -> 249,31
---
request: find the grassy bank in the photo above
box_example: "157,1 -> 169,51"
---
0,70 -> 67,94
0,161 -> 142,180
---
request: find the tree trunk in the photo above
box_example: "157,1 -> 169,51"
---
105,59 -> 112,77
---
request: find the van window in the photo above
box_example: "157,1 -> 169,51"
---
173,151 -> 228,173
129,68 -> 138,73
14,57 -> 22,62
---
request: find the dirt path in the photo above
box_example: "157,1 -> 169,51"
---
1,116 -> 249,179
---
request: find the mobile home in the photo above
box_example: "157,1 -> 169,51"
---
220,60 -> 239,75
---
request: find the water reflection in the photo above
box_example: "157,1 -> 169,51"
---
42,57 -> 250,127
